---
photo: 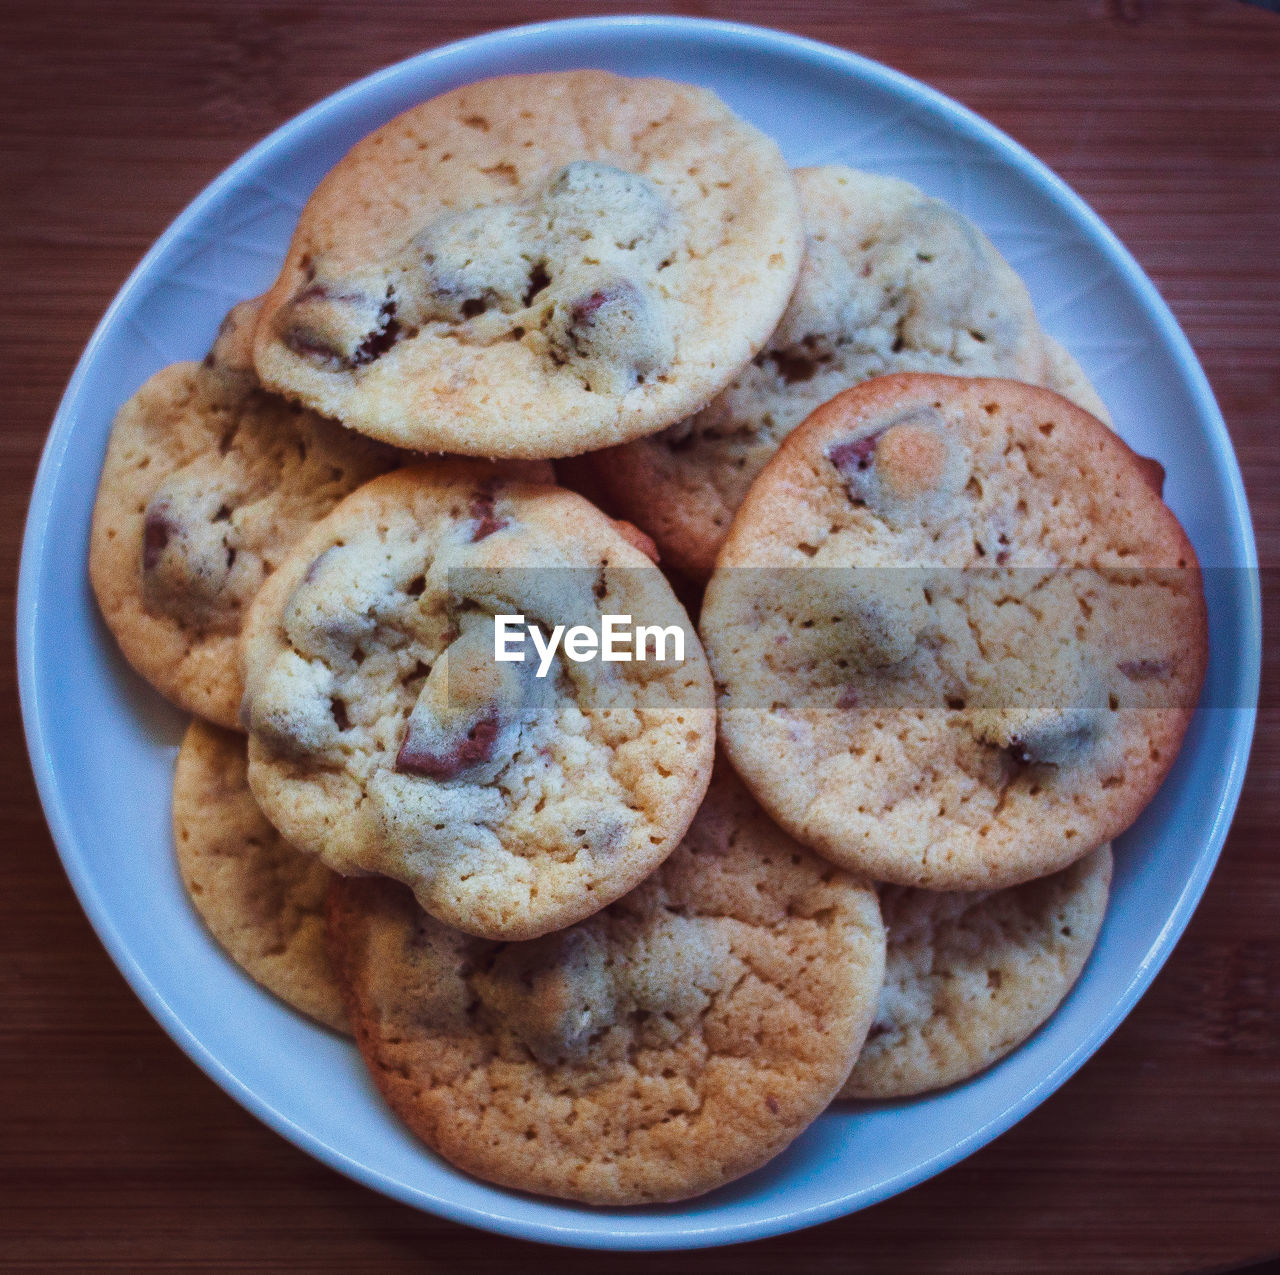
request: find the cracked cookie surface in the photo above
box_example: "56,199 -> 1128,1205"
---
89,298 -> 401,728
173,718 -> 348,1032
701,374 -> 1207,889
326,764 -> 886,1205
252,71 -> 802,459
241,461 -> 715,940
591,168 -> 1108,576
841,843 -> 1110,1099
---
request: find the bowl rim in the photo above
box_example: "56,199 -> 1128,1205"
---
16,14 -> 1262,1251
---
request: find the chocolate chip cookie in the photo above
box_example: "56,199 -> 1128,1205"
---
701,374 -> 1207,889
841,844 -> 1111,1099
253,71 -> 803,458
173,717 -> 348,1032
89,298 -> 400,728
241,461 -> 716,940
326,765 -> 886,1204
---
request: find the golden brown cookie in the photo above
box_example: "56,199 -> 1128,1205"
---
327,765 -> 886,1205
89,298 -> 400,728
173,718 -> 348,1032
252,72 -> 803,458
841,844 -> 1111,1099
241,461 -> 715,941
701,374 -> 1207,889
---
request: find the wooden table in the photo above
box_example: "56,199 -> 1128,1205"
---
2,2 -> 1277,1270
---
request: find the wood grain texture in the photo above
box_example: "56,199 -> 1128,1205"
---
2,1 -> 1278,1269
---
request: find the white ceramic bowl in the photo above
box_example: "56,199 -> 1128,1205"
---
17,16 -> 1260,1250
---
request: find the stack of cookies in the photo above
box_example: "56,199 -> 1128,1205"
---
89,71 -> 1208,1205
